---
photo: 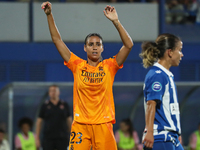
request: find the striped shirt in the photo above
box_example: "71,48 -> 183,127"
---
143,62 -> 181,142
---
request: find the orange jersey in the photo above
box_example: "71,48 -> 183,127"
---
64,52 -> 123,124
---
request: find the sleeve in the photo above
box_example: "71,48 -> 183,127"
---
106,55 -> 123,75
189,133 -> 197,149
145,73 -> 166,102
114,130 -> 120,143
64,102 -> 71,118
14,135 -> 22,149
64,52 -> 83,73
38,104 -> 46,119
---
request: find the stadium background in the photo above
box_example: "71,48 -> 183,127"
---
0,0 -> 200,149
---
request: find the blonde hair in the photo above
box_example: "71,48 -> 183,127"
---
140,33 -> 181,68
139,42 -> 160,68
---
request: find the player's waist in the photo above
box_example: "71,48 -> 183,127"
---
73,115 -> 115,124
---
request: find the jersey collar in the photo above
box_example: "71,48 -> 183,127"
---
154,62 -> 174,77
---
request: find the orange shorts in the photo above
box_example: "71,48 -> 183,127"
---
68,121 -> 117,150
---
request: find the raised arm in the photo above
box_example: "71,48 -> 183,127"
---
41,2 -> 71,62
104,5 -> 133,66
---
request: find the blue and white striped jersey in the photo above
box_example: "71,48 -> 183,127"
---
143,62 -> 181,142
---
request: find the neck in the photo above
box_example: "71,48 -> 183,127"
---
23,132 -> 28,137
157,59 -> 171,70
87,59 -> 100,67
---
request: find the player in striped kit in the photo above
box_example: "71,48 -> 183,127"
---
140,33 -> 184,150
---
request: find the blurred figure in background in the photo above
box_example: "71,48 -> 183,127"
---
184,0 -> 198,23
165,0 -> 186,24
15,117 -> 38,150
196,0 -> 200,24
188,123 -> 200,150
0,129 -> 9,150
115,118 -> 142,150
36,85 -> 72,150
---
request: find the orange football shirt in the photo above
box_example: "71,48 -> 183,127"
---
64,52 -> 123,124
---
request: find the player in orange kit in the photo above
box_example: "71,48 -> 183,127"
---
41,2 -> 133,150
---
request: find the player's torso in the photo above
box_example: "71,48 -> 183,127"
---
74,61 -> 110,89
73,60 -> 115,124
144,67 -> 181,133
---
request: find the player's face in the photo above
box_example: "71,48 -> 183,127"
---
84,36 -> 104,62
171,41 -> 183,66
120,122 -> 129,132
49,86 -> 60,100
21,123 -> 30,135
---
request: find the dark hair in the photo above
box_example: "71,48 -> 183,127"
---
0,129 -> 5,134
18,117 -> 33,129
140,33 -> 181,68
84,33 -> 103,45
120,118 -> 134,138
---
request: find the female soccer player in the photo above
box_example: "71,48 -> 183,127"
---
140,33 -> 184,150
41,2 -> 133,150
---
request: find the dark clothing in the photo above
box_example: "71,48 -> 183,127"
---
39,100 -> 71,139
42,138 -> 69,150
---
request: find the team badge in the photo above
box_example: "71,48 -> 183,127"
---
152,82 -> 162,91
98,66 -> 103,71
155,70 -> 162,74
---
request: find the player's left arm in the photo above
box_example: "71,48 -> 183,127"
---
104,5 -> 133,66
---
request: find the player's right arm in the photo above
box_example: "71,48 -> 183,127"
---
35,117 -> 43,147
41,1 -> 71,62
142,100 -> 156,149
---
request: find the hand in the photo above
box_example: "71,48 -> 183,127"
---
41,1 -> 52,15
142,131 -> 154,149
103,5 -> 118,22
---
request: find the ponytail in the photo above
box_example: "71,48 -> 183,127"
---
139,42 -> 160,68
140,33 -> 181,68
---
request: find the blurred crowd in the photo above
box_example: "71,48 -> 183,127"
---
166,0 -> 200,24
1,119 -> 200,150
0,0 -> 158,2
0,86 -> 200,150
0,0 -> 200,24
